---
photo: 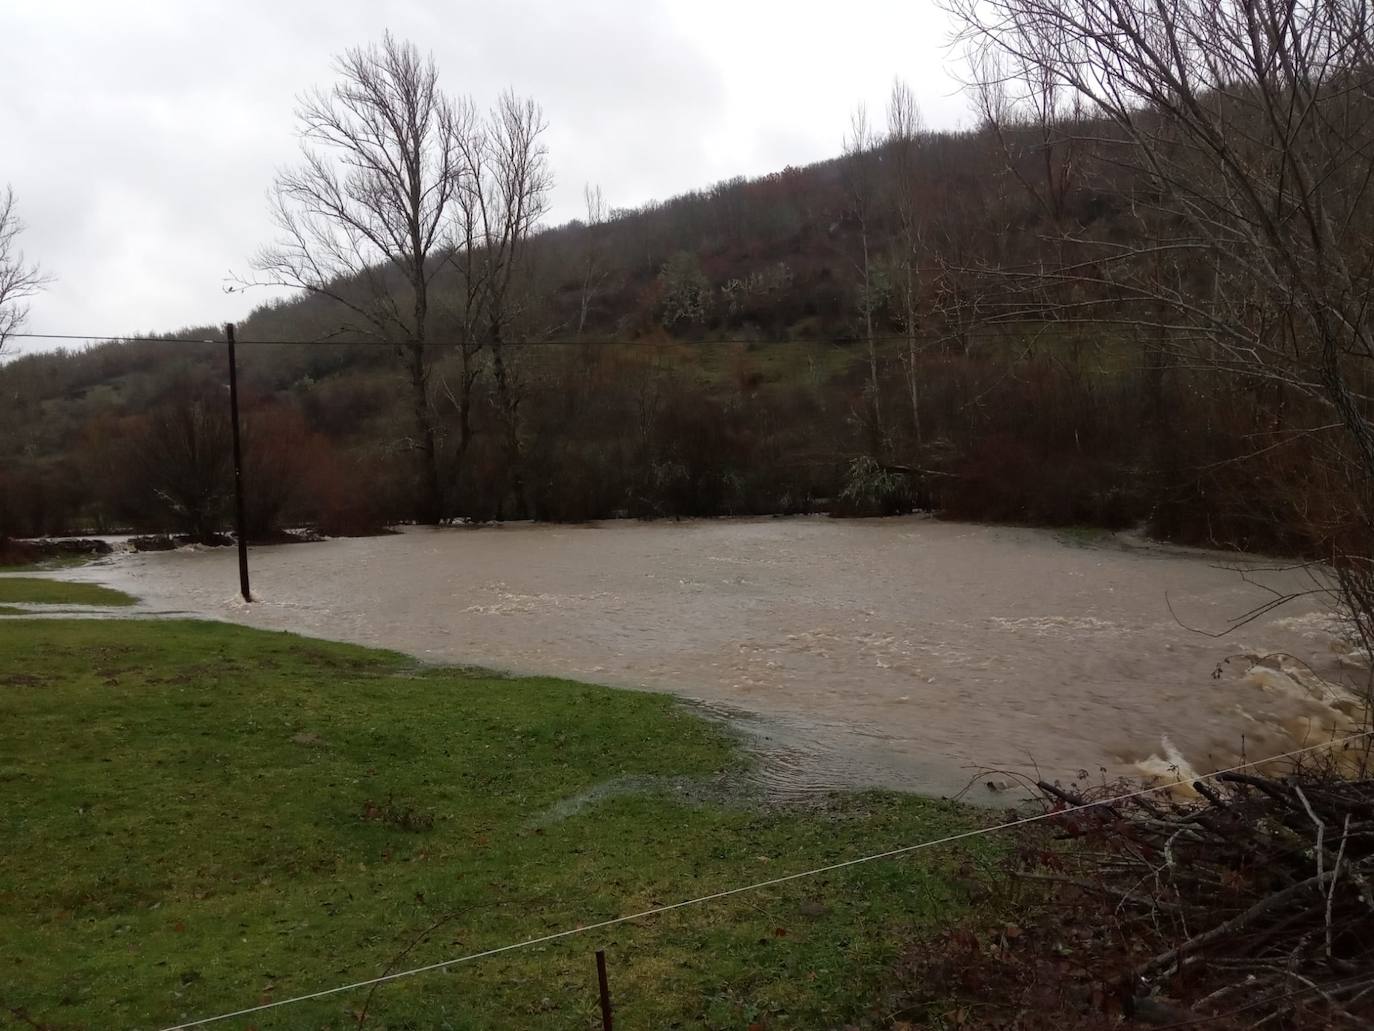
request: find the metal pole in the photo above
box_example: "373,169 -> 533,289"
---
226,322 -> 252,603
595,949 -> 613,1031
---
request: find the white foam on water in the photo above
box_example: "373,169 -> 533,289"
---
1134,735 -> 1203,795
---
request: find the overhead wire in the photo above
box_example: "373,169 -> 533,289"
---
6,327 -> 1194,349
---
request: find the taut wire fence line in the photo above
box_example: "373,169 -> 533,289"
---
157,730 -> 1374,1031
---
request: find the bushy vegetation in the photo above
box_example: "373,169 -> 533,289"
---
0,322 -> 1337,554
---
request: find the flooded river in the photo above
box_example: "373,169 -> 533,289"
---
68,517 -> 1367,797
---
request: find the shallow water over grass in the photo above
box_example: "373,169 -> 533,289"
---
0,575 -> 135,607
82,516 -> 1359,795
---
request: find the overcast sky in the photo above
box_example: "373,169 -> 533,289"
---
3,0 -> 969,353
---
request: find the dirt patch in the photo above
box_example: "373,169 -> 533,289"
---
0,673 -> 50,688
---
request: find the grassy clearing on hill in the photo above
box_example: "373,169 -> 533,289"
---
0,619 -> 1004,1030
0,577 -> 135,607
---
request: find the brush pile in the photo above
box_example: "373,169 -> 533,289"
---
893,743 -> 1374,1029
1029,744 -> 1374,1027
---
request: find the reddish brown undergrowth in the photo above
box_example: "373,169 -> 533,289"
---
888,744 -> 1374,1030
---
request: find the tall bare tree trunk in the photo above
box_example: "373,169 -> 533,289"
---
860,224 -> 882,458
887,79 -> 925,450
488,323 -> 526,518
453,90 -> 550,520
407,341 -> 442,525
905,262 -> 921,446
846,105 -> 884,459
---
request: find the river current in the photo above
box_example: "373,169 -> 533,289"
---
69,517 -> 1368,798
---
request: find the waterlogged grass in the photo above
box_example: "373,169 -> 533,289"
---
0,577 -> 136,607
1054,525 -> 1118,548
0,620 -> 1003,1030
0,553 -> 96,574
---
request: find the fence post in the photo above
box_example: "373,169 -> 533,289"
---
595,949 -> 613,1031
225,322 -> 251,603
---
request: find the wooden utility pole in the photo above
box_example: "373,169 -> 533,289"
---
225,322 -> 251,602
595,950 -> 613,1030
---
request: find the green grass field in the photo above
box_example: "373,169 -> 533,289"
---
0,577 -> 136,607
0,618 -> 1002,1030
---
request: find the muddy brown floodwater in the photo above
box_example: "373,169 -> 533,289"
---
71,517 -> 1368,799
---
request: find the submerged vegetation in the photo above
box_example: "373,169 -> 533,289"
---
0,618 -> 1004,1029
0,576 -> 133,607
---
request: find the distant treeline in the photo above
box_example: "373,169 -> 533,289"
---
0,42 -> 1365,560
0,325 -> 1333,555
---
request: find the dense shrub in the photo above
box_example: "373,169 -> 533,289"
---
834,456 -> 913,517
2,333 -> 1359,557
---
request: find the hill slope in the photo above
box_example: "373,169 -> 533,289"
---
0,127 -> 1321,552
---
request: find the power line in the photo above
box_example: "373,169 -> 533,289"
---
7,330 -> 861,349
10,332 -> 233,345
156,729 -> 1373,1031
4,327 -> 1159,350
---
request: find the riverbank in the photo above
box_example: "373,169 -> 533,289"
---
0,616 -> 1005,1029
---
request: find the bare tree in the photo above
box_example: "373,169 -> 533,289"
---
452,90 -> 552,516
948,0 -> 1374,643
433,109 -> 490,507
968,34 -> 1081,228
132,389 -> 233,543
0,187 -> 48,355
843,105 -> 884,457
253,33 -> 464,524
576,182 -> 608,339
887,79 -> 926,446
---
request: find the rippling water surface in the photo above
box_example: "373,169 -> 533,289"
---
75,517 -> 1362,797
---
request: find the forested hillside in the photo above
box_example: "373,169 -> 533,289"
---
1,34 -> 1366,563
